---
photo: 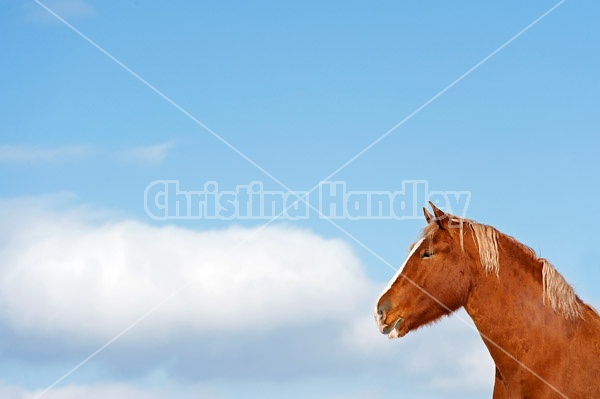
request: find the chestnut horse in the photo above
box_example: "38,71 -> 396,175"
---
375,203 -> 600,398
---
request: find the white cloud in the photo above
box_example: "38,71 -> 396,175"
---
0,144 -> 91,164
122,142 -> 176,164
341,312 -> 391,354
406,312 -> 494,393
0,383 -> 222,399
0,198 -> 372,342
430,344 -> 495,392
342,308 -> 494,394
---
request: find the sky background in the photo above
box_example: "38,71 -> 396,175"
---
1,0 -> 599,398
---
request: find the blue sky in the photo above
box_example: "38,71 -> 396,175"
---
1,0 -> 599,398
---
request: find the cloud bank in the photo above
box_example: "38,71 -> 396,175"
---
0,197 -> 372,342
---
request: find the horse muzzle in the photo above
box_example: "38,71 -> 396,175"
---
375,306 -> 404,337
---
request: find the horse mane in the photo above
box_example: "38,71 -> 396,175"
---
420,216 -> 585,320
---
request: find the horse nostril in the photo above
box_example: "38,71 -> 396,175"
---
377,299 -> 391,318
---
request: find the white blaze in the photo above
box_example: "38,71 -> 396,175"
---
379,238 -> 425,299
375,238 -> 425,328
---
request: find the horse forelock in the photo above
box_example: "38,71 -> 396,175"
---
421,215 -> 584,320
419,221 -> 439,242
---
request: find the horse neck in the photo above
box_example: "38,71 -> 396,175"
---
463,233 -> 569,358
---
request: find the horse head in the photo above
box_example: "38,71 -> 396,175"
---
375,202 -> 477,338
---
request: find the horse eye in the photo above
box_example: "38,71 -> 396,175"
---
421,250 -> 433,259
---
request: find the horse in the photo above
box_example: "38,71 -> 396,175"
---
375,203 -> 600,399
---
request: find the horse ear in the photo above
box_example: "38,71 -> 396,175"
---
423,207 -> 433,223
429,201 -> 449,229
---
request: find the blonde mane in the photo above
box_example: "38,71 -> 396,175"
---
420,217 -> 584,320
541,259 -> 583,320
